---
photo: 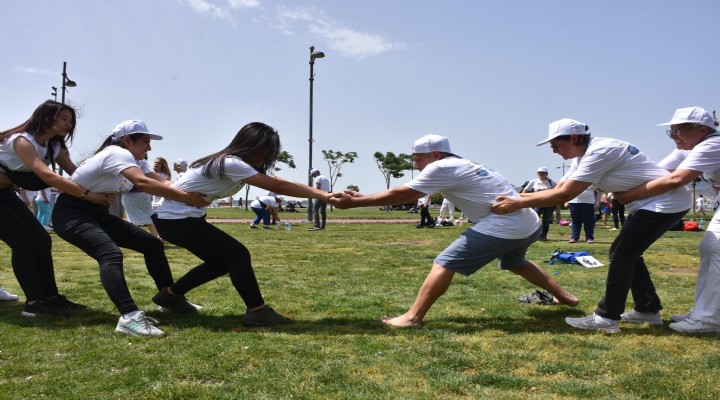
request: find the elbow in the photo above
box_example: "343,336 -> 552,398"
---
666,175 -> 692,189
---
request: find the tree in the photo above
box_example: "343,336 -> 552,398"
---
346,184 -> 359,192
373,151 -> 413,190
244,151 -> 296,210
321,150 -> 358,211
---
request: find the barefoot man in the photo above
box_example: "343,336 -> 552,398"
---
331,134 -> 579,327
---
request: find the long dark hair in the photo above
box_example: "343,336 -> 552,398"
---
0,100 -> 77,171
192,122 -> 281,179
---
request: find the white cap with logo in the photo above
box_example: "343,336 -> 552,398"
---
537,167 -> 549,173
411,134 -> 456,155
111,120 -> 163,141
658,106 -> 717,131
537,119 -> 588,146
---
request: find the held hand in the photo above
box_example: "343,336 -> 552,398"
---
492,196 -> 520,215
342,190 -> 364,198
329,192 -> 357,209
186,192 -> 211,208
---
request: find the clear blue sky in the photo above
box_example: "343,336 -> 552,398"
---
2,1 -> 719,201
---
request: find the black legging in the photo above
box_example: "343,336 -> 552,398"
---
611,199 -> 626,228
419,205 -> 433,226
152,214 -> 264,309
52,194 -> 173,315
0,188 -> 59,301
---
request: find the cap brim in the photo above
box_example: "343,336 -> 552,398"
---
536,137 -> 552,146
147,134 -> 163,140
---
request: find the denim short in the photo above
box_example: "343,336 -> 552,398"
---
434,226 -> 542,276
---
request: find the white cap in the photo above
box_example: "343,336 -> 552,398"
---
174,158 -> 188,169
537,167 -> 549,173
111,120 -> 163,140
411,134 -> 456,155
536,119 -> 588,146
309,168 -> 320,176
658,106 -> 717,130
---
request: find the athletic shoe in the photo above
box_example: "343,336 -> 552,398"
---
669,315 -> 720,333
538,234 -> 548,242
21,300 -> 69,318
516,290 -> 556,305
115,311 -> 165,337
152,288 -> 198,314
46,294 -> 87,311
609,228 -> 618,231
0,287 -> 19,301
671,313 -> 689,322
262,225 -> 272,230
568,238 -> 578,243
586,239 -> 594,244
565,313 -> 621,333
249,225 -> 257,229
309,226 -> 323,231
243,306 -> 295,327
620,309 -> 663,326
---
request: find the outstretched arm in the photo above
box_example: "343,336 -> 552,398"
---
121,167 -> 208,207
245,174 -> 332,201
331,185 -> 424,209
492,179 -> 591,215
614,169 -> 701,204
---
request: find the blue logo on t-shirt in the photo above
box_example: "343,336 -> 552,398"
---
627,145 -> 639,155
475,166 -> 491,177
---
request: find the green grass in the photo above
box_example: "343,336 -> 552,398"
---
1,220 -> 718,399
206,205 -> 421,219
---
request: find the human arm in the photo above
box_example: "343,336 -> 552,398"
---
613,169 -> 701,204
18,189 -> 30,205
120,166 -> 208,207
244,174 -> 332,202
40,189 -> 49,204
492,179 -> 592,215
331,185 -> 424,209
14,137 -> 113,206
54,147 -> 78,176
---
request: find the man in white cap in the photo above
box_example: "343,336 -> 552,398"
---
309,168 -> 330,231
332,134 -> 579,327
173,158 -> 188,181
521,166 -> 557,241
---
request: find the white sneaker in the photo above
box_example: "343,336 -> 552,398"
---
670,313 -> 690,322
565,313 -> 621,333
620,309 -> 663,326
115,311 -> 165,337
0,287 -> 19,301
669,316 -> 720,333
609,228 -> 618,231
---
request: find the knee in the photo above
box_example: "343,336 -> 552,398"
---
97,250 -> 124,269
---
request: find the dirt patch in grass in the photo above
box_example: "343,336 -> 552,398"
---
383,240 -> 434,246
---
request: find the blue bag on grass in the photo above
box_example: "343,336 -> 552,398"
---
549,249 -> 590,265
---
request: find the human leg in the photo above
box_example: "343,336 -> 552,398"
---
568,203 -> 581,241
250,206 -> 264,227
319,200 -> 327,228
381,263 -> 455,327
313,200 -> 322,228
36,200 -> 51,226
579,203 -> 595,241
511,261 -> 579,306
689,228 -> 720,325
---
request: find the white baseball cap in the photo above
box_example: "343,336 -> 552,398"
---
309,168 -> 320,176
411,134 -> 456,155
536,119 -> 588,146
658,106 -> 717,130
174,158 -> 188,169
111,120 -> 163,140
537,167 -> 549,173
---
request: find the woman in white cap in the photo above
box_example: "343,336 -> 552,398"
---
152,122 -> 333,327
493,118 -> 690,333
615,106 -> 720,333
0,100 -> 113,317
51,120 -> 208,337
521,167 -> 557,241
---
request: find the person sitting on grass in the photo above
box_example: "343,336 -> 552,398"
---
331,134 -> 579,327
152,122 -> 334,328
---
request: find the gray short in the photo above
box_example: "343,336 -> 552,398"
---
434,226 -> 542,276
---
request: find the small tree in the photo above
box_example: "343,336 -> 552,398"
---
322,150 -> 358,211
346,184 -> 360,192
244,151 -> 296,210
373,151 -> 413,189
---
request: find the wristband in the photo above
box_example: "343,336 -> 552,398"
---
80,190 -> 90,202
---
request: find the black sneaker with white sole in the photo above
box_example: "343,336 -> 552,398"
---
243,306 -> 295,326
21,300 -> 69,318
46,294 -> 87,311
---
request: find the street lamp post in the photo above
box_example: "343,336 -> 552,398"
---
307,46 -> 325,222
556,162 -> 567,176
60,61 -> 76,104
51,86 -> 57,101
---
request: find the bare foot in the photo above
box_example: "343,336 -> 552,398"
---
556,296 -> 580,307
380,314 -> 423,327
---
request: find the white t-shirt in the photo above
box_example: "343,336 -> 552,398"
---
314,174 -> 330,192
663,133 -> 720,200
0,132 -> 61,171
406,157 -> 540,239
250,195 -> 278,209
70,145 -> 139,193
524,178 -> 556,193
563,137 -> 690,214
569,187 -> 596,204
156,156 -> 257,219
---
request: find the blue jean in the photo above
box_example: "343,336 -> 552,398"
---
251,206 -> 269,226
569,202 -> 595,241
595,209 -> 688,320
52,194 -> 173,315
36,199 -> 53,226
0,189 -> 59,301
152,215 -> 264,308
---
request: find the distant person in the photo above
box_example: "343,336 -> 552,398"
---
616,106 -> 720,333
333,134 -> 579,327
493,118 -> 690,333
249,195 -> 279,229
309,168 -> 330,231
436,197 -> 455,226
696,194 -> 706,216
173,158 -> 188,180
416,194 -> 434,228
609,192 -> 625,231
122,156 -> 163,238
600,192 -> 611,228
35,187 -> 53,230
566,186 -> 596,243
521,167 -> 557,241
151,157 -> 172,210
152,122 -> 334,328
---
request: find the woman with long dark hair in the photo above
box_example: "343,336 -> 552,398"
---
152,122 -> 333,327
0,100 -> 113,317
52,120 -> 207,337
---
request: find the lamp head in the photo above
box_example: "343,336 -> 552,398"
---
311,51 -> 325,60
64,78 -> 77,87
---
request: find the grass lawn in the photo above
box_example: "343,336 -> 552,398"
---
1,217 -> 718,399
